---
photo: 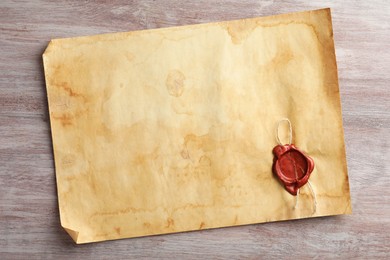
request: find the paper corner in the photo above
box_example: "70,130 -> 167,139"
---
62,224 -> 81,244
42,39 -> 56,59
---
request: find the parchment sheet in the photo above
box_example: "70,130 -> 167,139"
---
43,8 -> 351,243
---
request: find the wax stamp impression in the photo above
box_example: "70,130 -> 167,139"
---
272,119 -> 315,196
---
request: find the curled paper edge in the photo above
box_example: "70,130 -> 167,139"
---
62,225 -> 80,243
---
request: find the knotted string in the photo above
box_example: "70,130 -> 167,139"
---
276,118 -> 292,145
276,118 -> 317,214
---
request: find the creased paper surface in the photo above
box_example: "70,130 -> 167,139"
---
43,8 -> 351,244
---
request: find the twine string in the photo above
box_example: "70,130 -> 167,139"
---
276,118 -> 317,214
276,118 -> 292,145
294,189 -> 300,209
307,180 -> 317,214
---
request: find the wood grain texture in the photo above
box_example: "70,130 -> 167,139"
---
0,0 -> 389,258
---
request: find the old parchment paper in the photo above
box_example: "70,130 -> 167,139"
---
43,8 -> 351,244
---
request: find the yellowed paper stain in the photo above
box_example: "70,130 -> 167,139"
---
43,8 -> 351,244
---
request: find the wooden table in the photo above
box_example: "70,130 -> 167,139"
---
1,1 -> 389,258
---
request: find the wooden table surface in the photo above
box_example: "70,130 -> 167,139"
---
1,1 -> 389,259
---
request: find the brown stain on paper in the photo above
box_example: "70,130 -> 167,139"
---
269,44 -> 294,67
52,113 -> 73,127
166,70 -> 185,97
51,107 -> 89,127
223,19 -> 258,44
199,222 -> 206,229
56,81 -> 84,98
166,217 -> 175,228
124,52 -> 134,62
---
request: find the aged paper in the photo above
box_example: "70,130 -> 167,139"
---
43,8 -> 351,244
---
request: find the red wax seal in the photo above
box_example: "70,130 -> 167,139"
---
272,144 -> 314,195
